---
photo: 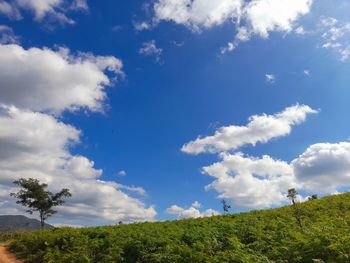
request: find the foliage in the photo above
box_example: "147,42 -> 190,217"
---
0,231 -> 24,243
10,178 -> 72,227
9,193 -> 350,262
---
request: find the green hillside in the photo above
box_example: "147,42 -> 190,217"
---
8,193 -> 350,263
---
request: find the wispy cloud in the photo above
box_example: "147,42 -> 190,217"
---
320,17 -> 350,61
139,40 -> 163,64
265,74 -> 276,83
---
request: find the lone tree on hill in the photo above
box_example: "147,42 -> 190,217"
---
221,199 -> 231,214
287,188 -> 298,205
287,188 -> 303,230
10,178 -> 72,228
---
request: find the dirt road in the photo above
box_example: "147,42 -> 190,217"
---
0,246 -> 22,263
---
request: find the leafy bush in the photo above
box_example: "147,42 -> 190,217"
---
0,231 -> 25,243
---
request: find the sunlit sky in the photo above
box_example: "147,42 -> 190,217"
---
0,0 -> 350,226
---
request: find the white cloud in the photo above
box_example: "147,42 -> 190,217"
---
117,184 -> 147,196
321,17 -> 338,27
0,44 -> 123,114
0,25 -> 19,44
118,170 -> 127,176
183,98 -> 350,209
181,104 -> 350,209
0,105 -> 156,225
292,142 -> 350,193
182,104 -> 318,155
134,21 -> 152,31
70,0 -> 88,11
154,0 -> 242,32
0,42 -> 155,226
243,0 -> 312,38
139,40 -> 163,63
172,40 -> 185,47
320,18 -> 350,61
191,201 -> 201,209
0,1 -> 21,19
203,152 -> 294,208
191,138 -> 350,209
221,42 -> 236,54
0,0 -> 87,25
166,202 -> 219,219
151,0 -> 313,50
17,0 -> 65,20
198,141 -> 350,209
303,70 -> 310,76
265,74 -> 275,83
295,26 -> 306,35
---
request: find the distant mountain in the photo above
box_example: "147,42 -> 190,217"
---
0,215 -> 53,231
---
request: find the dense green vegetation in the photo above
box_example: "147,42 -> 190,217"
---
9,193 -> 350,262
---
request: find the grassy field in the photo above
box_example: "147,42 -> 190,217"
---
6,193 -> 350,262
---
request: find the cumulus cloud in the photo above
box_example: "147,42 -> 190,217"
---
200,142 -> 350,209
320,17 -> 350,61
182,104 -> 318,155
139,40 -> 163,63
203,152 -> 294,208
166,201 -> 219,219
0,44 -> 123,114
242,0 -> 312,38
292,142 -> 350,193
0,105 -> 156,225
154,0 -> 242,32
0,42 -> 155,225
0,0 -> 87,25
181,104 -> 350,209
150,0 -> 313,50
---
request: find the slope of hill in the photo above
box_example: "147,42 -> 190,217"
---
0,216 -> 53,232
8,193 -> 350,262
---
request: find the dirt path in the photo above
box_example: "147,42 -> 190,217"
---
0,246 -> 22,263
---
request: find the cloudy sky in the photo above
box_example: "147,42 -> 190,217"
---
0,0 -> 349,226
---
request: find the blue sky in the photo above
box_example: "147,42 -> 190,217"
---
0,0 -> 350,226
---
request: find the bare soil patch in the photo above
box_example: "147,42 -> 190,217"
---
0,246 -> 22,263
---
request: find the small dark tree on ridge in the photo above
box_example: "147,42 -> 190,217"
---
308,194 -> 318,201
287,188 -> 298,205
10,178 -> 72,228
221,199 -> 231,214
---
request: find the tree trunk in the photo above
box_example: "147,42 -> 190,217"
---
40,211 -> 44,228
